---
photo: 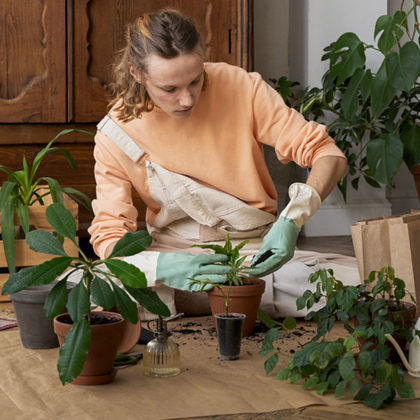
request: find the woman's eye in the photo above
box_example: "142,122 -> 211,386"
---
162,87 -> 176,93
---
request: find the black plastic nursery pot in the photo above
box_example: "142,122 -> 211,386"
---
215,313 -> 246,360
10,284 -> 60,349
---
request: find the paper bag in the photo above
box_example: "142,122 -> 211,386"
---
351,213 -> 420,314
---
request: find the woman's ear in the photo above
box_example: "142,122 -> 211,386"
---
128,64 -> 142,84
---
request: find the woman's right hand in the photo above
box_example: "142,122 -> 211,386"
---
156,252 -> 230,291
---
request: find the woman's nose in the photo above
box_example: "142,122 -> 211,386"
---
179,89 -> 194,107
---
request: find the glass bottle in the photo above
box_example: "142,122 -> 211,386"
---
143,316 -> 181,377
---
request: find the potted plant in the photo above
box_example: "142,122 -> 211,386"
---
0,128 -> 92,274
271,0 -> 420,201
192,234 -> 265,336
2,203 -> 170,385
0,129 -> 93,349
189,234 -> 265,359
259,266 -> 418,410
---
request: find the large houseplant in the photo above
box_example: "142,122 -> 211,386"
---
0,128 -> 92,274
272,0 -> 420,200
2,203 -> 170,385
259,266 -> 418,410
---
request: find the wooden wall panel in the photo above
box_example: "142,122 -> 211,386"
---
72,0 -> 251,122
0,0 -> 67,122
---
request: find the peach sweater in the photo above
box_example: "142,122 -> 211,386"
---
88,62 -> 345,258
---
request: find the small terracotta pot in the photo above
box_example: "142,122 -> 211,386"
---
54,311 -> 125,385
207,278 -> 265,336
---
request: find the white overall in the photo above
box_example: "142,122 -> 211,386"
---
91,116 -> 360,319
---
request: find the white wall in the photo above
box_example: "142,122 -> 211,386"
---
253,0 -> 419,228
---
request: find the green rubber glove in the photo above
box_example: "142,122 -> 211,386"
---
248,183 -> 321,277
156,252 -> 230,291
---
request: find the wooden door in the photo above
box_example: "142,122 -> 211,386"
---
71,0 -> 252,122
0,0 -> 67,123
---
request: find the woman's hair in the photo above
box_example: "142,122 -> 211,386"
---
108,9 -> 202,122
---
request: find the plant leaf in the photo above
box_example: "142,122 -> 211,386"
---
397,382 -> 415,399
124,286 -> 170,317
341,68 -> 365,120
335,380 -> 348,397
1,266 -> 37,295
91,277 -> 115,310
44,278 -> 68,319
385,42 -> 420,92
111,281 -> 138,324
401,122 -> 420,170
363,384 -> 394,410
1,195 -> 16,273
58,318 -> 91,385
257,308 -> 278,328
45,203 -> 77,240
338,353 -> 355,381
109,230 -> 152,258
31,257 -> 73,286
264,353 -> 279,375
62,188 -> 92,213
371,62 -> 397,119
259,327 -> 279,356
329,32 -> 365,84
375,14 -> 396,54
283,316 -> 297,330
357,351 -> 371,375
67,279 -> 90,323
366,133 -> 403,185
15,204 -> 29,234
40,177 -> 64,205
104,259 -> 147,288
26,230 -> 67,256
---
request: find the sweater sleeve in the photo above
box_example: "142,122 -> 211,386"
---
88,130 -> 139,259
250,73 -> 345,167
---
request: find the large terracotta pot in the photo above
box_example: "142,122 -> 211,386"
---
207,278 -> 265,336
54,311 -> 125,385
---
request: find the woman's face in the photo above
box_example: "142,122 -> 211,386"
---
130,47 -> 204,119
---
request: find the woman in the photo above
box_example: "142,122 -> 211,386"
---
88,9 -> 348,318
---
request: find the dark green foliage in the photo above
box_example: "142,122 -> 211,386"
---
189,233 -> 252,315
0,129 -> 93,273
2,203 -> 169,385
271,1 -> 420,201
259,266 -> 417,410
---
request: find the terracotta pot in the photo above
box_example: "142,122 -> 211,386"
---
54,311 -> 125,385
354,301 -> 416,363
412,165 -> 420,202
207,278 -> 265,336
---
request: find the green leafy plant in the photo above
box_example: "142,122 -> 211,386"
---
189,234 -> 251,315
259,266 -> 417,410
1,202 -> 170,385
272,0 -> 420,200
0,129 -> 93,273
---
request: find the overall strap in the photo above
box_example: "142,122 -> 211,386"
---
97,115 -> 145,163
